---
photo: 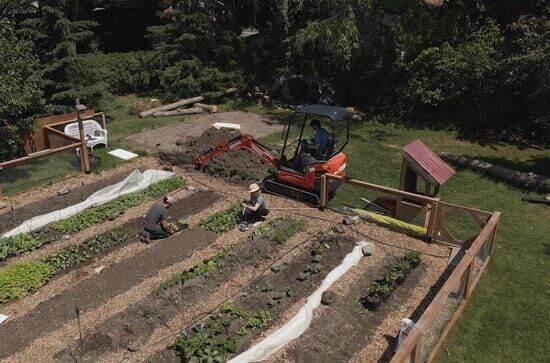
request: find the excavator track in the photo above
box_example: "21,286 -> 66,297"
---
261,176 -> 320,207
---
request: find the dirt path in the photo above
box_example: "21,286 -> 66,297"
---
127,111 -> 285,154
0,195 -> 221,359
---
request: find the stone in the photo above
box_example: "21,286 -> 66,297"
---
63,235 -> 70,240
57,186 -> 70,196
127,343 -> 139,352
0,201 -> 7,210
186,185 -> 196,191
162,164 -> 174,172
95,265 -> 105,274
362,242 -> 375,256
321,291 -> 337,305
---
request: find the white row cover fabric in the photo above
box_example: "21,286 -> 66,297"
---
229,241 -> 367,363
2,169 -> 174,238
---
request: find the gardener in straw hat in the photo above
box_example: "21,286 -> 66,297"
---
242,183 -> 270,223
140,195 -> 177,243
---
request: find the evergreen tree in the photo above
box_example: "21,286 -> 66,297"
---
147,0 -> 241,100
0,19 -> 43,161
17,1 -> 100,111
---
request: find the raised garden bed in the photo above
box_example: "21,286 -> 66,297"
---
0,177 -> 184,262
0,191 -> 219,306
54,217 -> 307,361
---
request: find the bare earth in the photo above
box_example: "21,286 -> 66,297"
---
127,111 -> 286,153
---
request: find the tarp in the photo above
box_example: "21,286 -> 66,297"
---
2,169 -> 174,238
229,241 -> 367,362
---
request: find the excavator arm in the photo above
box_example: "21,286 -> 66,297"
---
195,134 -> 279,168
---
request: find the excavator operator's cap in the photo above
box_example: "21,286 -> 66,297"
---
309,119 -> 321,127
249,183 -> 260,193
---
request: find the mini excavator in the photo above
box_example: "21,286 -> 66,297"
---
195,105 -> 350,205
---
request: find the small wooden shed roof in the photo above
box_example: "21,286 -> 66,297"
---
403,139 -> 455,186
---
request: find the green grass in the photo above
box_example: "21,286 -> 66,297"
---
265,121 -> 550,362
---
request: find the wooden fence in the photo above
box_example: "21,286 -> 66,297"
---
320,174 -> 501,362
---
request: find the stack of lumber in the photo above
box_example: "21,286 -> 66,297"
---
139,87 -> 237,118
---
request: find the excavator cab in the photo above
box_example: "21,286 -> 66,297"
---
263,105 -> 350,204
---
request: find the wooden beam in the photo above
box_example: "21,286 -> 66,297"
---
43,126 -> 80,143
325,174 -> 438,204
0,143 -> 80,169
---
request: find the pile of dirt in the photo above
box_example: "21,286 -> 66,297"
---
159,127 -> 273,184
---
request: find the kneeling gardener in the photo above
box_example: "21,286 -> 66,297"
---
242,183 -> 270,223
140,195 -> 176,243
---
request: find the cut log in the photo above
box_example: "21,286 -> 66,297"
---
152,107 -> 204,117
440,152 -> 550,193
193,103 -> 218,113
139,96 -> 205,118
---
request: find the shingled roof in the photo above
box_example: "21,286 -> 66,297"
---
403,139 -> 455,185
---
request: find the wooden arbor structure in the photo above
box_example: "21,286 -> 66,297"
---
395,140 -> 455,226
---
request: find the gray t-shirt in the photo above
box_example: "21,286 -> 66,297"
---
249,196 -> 268,209
144,203 -> 168,230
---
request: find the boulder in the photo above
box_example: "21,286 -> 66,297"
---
321,291 -> 337,305
57,186 -> 70,196
0,201 -> 7,210
362,242 -> 375,256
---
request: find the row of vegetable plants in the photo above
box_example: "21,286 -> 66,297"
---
0,225 -> 138,304
0,177 -> 184,262
198,203 -> 242,235
361,251 -> 421,310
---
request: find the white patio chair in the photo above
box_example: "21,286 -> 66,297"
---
64,119 -> 108,151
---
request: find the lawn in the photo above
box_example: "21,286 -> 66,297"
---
274,121 -> 549,362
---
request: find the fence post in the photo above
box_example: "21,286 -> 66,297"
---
426,199 -> 440,243
412,333 -> 424,363
463,261 -> 475,299
320,174 -> 328,209
75,101 -> 91,174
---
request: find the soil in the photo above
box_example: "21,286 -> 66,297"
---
142,230 -> 359,362
0,171 -> 133,235
128,111 -> 286,154
0,194 -> 220,359
159,127 -> 273,184
275,263 -> 426,363
54,218 -> 308,362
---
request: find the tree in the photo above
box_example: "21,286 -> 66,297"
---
147,0 -> 242,100
0,19 -> 43,161
17,1 -> 100,111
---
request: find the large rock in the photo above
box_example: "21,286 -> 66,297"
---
57,186 -> 71,196
0,201 -> 7,210
321,291 -> 337,305
362,242 -> 375,256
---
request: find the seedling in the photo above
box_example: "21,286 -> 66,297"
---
123,322 -> 134,334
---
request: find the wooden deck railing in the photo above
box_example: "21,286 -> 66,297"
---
319,174 -> 501,362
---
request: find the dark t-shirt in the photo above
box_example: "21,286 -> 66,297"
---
144,203 -> 168,230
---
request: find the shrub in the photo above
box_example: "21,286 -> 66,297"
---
69,51 -> 156,95
0,262 -> 54,304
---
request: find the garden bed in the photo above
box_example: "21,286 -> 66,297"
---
0,170 -> 133,235
54,217 -> 307,361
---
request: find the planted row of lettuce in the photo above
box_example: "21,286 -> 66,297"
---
0,177 -> 184,261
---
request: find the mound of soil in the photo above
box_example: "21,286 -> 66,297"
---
159,127 -> 273,184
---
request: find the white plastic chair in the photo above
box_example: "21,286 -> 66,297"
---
64,119 -> 108,151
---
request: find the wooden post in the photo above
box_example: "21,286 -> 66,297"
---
412,333 -> 424,363
463,260 -> 475,299
101,112 -> 107,129
426,200 -> 440,243
320,174 -> 328,209
75,100 -> 91,174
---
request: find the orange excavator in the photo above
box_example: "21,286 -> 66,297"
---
195,105 -> 350,205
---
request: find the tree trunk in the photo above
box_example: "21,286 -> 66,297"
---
440,152 -> 550,193
193,103 -> 217,113
152,107 -> 204,117
139,96 -> 205,117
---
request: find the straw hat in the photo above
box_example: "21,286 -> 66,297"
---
249,183 -> 260,193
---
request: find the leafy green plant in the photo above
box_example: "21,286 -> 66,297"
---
0,261 -> 54,304
54,177 -> 184,234
123,322 -> 134,334
272,219 -> 306,243
43,227 -> 134,270
199,203 -> 241,234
